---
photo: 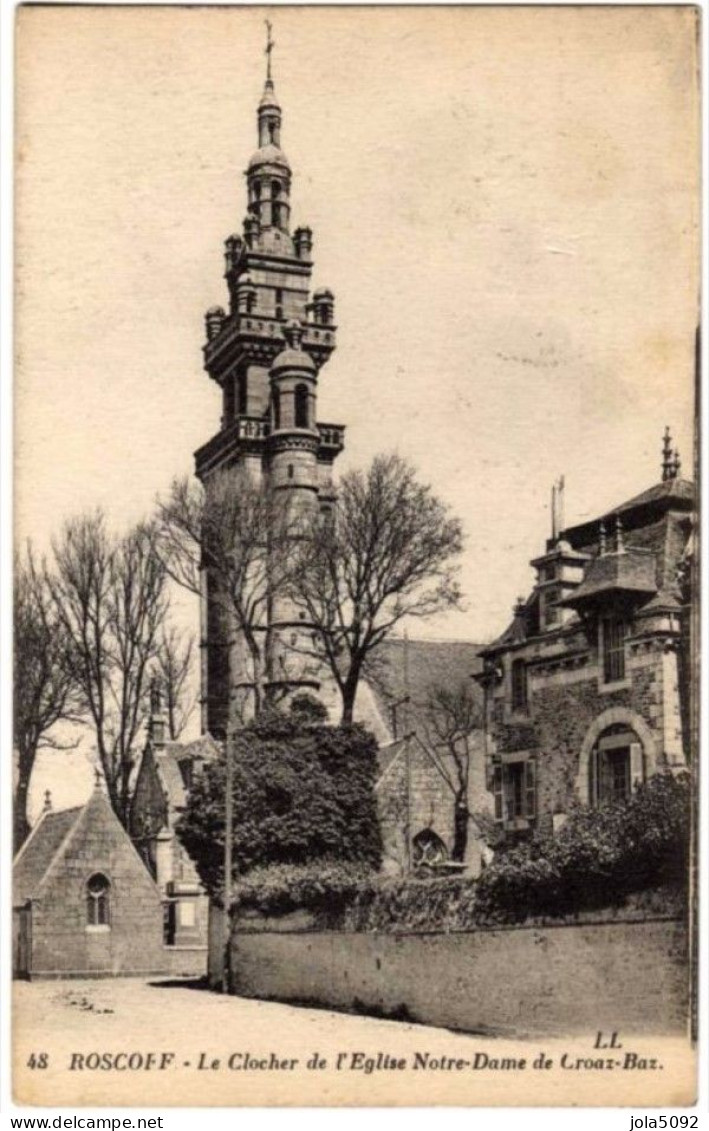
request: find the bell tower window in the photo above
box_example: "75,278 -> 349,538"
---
295,384 -> 309,429
237,374 -> 247,416
275,289 -> 284,320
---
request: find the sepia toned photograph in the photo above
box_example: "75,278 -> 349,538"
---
11,4 -> 700,1108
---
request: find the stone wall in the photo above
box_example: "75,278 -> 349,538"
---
488,634 -> 685,830
29,805 -> 166,978
227,916 -> 688,1038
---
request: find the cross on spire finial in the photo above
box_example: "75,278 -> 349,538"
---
662,425 -> 673,481
265,19 -> 275,82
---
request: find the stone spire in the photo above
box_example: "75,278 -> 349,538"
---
244,20 -> 292,234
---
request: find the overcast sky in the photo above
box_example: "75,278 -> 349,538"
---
15,6 -> 699,814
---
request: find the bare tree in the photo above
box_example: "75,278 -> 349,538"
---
291,453 -> 464,725
13,545 -> 83,851
154,625 -> 196,740
156,469 -> 297,721
49,512 -> 169,824
419,681 -> 482,861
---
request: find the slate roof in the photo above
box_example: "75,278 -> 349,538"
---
559,547 -> 658,609
13,807 -> 83,904
144,734 -> 221,817
365,638 -> 486,748
481,476 -> 694,656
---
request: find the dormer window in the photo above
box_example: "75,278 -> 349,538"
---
601,614 -> 626,683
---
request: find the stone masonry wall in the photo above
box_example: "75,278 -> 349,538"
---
489,638 -> 680,827
29,804 -> 166,978
228,916 -> 689,1037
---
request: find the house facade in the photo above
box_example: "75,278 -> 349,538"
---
477,437 -> 694,840
13,784 -> 165,979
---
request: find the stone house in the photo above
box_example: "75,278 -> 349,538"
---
476,439 -> 694,840
130,688 -> 219,969
13,783 -> 165,979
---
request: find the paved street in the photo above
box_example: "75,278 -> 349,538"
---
13,977 -> 694,1108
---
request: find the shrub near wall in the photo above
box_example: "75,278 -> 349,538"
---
177,715 -> 382,896
232,773 -> 690,932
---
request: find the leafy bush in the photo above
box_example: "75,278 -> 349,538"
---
234,859 -> 372,922
177,714 -> 382,898
475,771 -> 691,921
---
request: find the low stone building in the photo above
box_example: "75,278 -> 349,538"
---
13,783 -> 165,979
477,435 -> 694,840
130,686 -> 219,972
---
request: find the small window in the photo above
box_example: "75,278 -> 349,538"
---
288,464 -> 294,479
275,288 -> 284,320
493,760 -> 536,824
510,658 -> 528,712
601,615 -> 626,683
272,389 -> 281,430
237,374 -> 248,416
295,384 -> 309,429
223,380 -> 235,425
86,873 -> 110,927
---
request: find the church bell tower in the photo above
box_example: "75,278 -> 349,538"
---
195,30 -> 345,737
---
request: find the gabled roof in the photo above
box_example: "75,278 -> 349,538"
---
482,476 -> 694,657
145,734 -> 221,812
14,789 -> 159,907
365,638 -> 486,743
13,807 -> 82,905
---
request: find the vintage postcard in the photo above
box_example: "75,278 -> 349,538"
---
12,4 -> 700,1108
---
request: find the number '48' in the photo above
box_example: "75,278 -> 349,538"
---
27,1053 -> 48,1069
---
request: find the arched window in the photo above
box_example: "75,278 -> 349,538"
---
589,726 -> 643,808
295,384 -> 309,429
86,873 -> 110,927
412,829 -> 448,869
272,389 -> 281,430
272,180 -> 282,199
